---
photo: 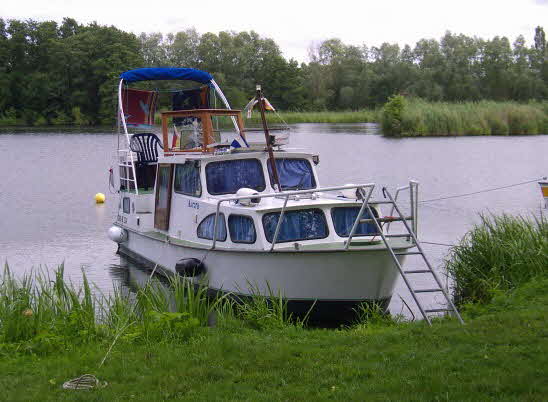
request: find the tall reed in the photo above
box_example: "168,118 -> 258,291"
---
445,214 -> 548,307
384,99 -> 548,136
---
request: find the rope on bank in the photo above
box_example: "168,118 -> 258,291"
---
419,177 -> 546,204
62,374 -> 107,390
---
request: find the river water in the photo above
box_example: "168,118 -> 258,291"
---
0,124 -> 546,317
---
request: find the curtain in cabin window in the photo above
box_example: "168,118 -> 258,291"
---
262,209 -> 328,243
228,215 -> 256,244
174,162 -> 201,196
331,207 -> 379,237
206,159 -> 265,195
267,159 -> 316,191
197,214 -> 227,241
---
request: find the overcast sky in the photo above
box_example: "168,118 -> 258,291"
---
2,0 -> 547,62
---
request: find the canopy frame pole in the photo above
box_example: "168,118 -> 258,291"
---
210,79 -> 248,147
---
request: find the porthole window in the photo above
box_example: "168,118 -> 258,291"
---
122,197 -> 131,214
197,213 -> 227,241
331,207 -> 380,237
262,209 -> 328,243
228,215 -> 256,244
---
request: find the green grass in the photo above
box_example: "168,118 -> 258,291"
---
0,277 -> 547,400
445,214 -> 548,307
384,98 -> 548,136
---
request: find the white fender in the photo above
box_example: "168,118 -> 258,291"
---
108,226 -> 128,243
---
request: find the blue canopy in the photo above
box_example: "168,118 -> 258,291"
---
120,68 -> 213,84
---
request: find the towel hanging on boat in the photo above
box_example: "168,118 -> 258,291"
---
243,96 -> 276,118
121,88 -> 158,127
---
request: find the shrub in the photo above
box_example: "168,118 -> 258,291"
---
381,95 -> 406,136
445,214 -> 548,307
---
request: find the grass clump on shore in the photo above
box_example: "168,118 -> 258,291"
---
383,97 -> 548,136
446,214 -> 548,308
0,265 -> 306,354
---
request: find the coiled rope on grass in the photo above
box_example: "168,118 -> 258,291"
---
62,374 -> 107,390
419,176 -> 546,204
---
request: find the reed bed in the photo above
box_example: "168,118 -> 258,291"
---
0,265 -> 306,353
445,214 -> 548,307
384,98 -> 548,136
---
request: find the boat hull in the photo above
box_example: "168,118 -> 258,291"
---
118,229 -> 405,323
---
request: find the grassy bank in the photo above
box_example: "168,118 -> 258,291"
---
383,97 -> 548,136
0,277 -> 547,400
1,214 -> 547,400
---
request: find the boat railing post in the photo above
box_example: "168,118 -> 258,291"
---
344,184 -> 375,251
410,180 -> 419,238
269,194 -> 290,252
386,185 -> 410,233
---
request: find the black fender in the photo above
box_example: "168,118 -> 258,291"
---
175,258 -> 205,277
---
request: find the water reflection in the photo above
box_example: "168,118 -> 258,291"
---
108,255 -> 169,296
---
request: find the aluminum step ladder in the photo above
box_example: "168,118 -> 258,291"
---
118,151 -> 139,194
363,188 -> 464,326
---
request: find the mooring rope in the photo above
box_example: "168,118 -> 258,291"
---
421,241 -> 457,247
419,177 -> 546,203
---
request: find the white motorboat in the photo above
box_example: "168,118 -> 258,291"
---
108,67 -> 425,323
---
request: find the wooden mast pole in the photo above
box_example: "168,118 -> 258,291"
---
257,85 -> 281,192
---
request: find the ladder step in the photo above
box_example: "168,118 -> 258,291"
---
425,308 -> 452,313
368,201 -> 395,205
385,234 -> 412,238
414,288 -> 443,293
404,269 -> 431,274
395,251 -> 422,256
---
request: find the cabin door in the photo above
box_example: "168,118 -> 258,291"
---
154,164 -> 173,230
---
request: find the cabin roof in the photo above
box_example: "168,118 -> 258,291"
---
157,150 -> 315,164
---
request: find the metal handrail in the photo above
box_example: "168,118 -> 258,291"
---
386,180 -> 419,236
210,183 -> 376,250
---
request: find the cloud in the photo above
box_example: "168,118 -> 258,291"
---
534,0 -> 548,5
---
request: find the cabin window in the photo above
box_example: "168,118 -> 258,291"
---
174,161 -> 201,197
122,197 -> 131,214
228,215 -> 256,244
331,207 -> 380,237
267,159 -> 316,191
205,159 -> 265,195
197,213 -> 227,241
262,209 -> 328,243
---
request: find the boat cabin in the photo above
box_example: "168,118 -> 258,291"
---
115,68 -> 381,253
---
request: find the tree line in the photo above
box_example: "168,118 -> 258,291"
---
0,17 -> 546,125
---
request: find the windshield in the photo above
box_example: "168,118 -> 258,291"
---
268,158 -> 316,191
206,159 -> 266,195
